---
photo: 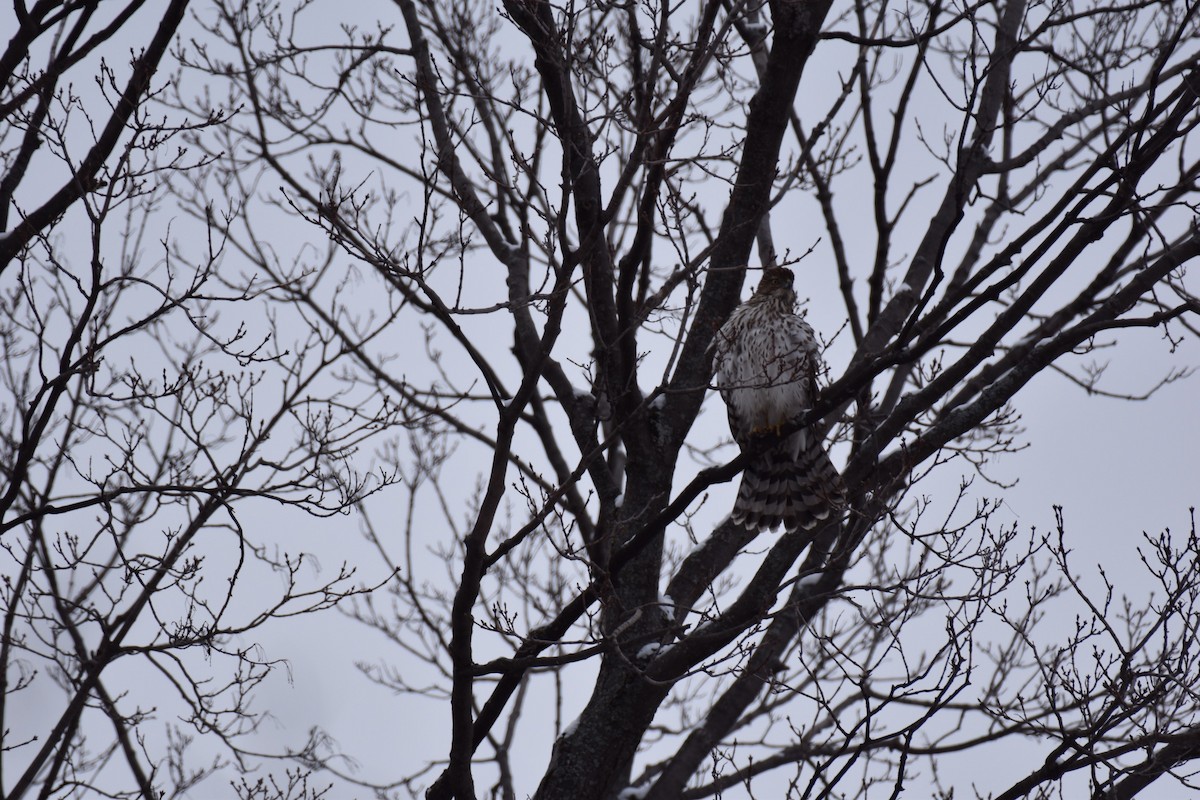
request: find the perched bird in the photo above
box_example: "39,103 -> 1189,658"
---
712,267 -> 846,531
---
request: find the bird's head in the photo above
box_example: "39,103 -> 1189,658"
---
752,266 -> 796,306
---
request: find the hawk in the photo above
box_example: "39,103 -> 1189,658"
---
712,267 -> 846,531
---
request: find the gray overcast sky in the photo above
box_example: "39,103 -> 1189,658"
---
4,1 -> 1199,798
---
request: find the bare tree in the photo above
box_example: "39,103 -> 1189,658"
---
0,4 -> 395,798
178,0 -> 1200,797
6,0 -> 1200,797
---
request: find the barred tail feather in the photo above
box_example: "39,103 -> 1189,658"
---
731,438 -> 846,532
